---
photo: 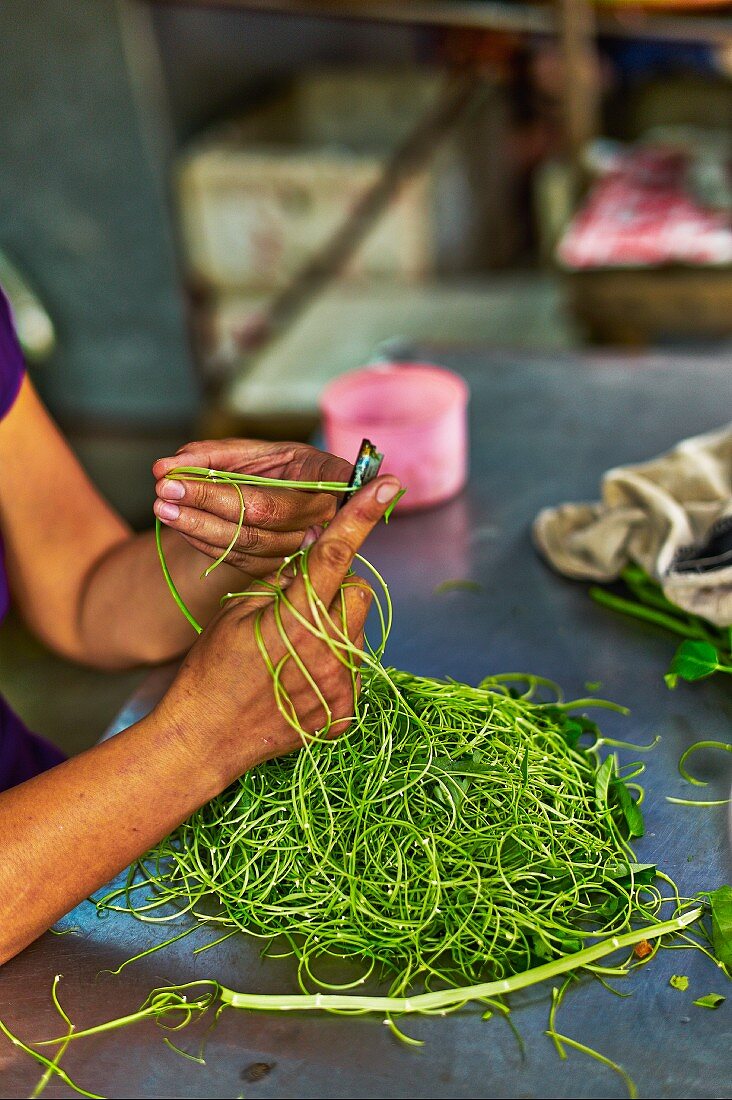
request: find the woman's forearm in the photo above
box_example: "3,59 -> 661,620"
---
0,380 -> 247,668
0,708 -> 250,966
76,526 -> 249,667
0,475 -> 397,967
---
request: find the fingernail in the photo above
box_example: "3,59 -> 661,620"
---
156,501 -> 180,521
376,480 -> 401,504
300,525 -> 322,549
160,479 -> 185,501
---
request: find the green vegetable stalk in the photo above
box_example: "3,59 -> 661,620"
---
590,564 -> 732,689
5,473 -> 731,1100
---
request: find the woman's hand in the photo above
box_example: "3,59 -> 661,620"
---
152,439 -> 353,580
0,473 -> 399,964
153,474 -> 401,787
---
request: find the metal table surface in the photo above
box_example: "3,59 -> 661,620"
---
3,348 -> 732,1100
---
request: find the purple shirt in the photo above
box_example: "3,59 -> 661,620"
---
0,290 -> 66,790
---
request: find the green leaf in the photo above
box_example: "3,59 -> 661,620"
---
669,975 -> 689,991
557,937 -> 581,954
559,719 -> 583,749
610,778 -> 645,838
707,885 -> 732,971
597,895 -> 620,920
693,993 -> 725,1009
531,935 -> 553,961
433,579 -> 483,594
605,863 -> 657,889
595,755 -> 615,810
668,640 -> 721,684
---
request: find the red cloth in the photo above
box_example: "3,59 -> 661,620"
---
558,147 -> 732,270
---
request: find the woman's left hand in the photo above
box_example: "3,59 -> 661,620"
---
152,438 -> 352,579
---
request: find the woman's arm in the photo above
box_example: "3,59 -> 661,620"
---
0,377 -> 349,668
0,476 -> 399,964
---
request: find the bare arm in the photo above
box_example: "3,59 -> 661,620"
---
0,377 -> 349,668
0,711 -> 230,963
0,377 -> 243,666
0,476 -> 399,964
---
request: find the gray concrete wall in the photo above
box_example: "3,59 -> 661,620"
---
0,0 -> 197,427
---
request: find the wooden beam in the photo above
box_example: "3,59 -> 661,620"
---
558,0 -> 601,177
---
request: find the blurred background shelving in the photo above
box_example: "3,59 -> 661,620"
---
152,0 -> 732,45
2,0 -> 731,489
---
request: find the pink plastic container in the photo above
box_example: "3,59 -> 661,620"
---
320,362 -> 469,512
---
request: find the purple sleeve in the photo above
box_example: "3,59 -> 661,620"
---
0,707 -> 66,792
0,288 -> 26,420
0,289 -> 65,788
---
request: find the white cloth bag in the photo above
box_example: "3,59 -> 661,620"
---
533,424 -> 732,626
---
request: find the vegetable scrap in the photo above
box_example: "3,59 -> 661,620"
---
433,579 -> 483,594
693,994 -> 726,1010
705,885 -> 732,973
665,641 -> 732,690
669,975 -> 689,991
665,744 -> 732,808
589,565 -> 732,690
591,565 -> 732,809
100,657 -> 672,1006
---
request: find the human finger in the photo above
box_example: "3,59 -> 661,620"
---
339,579 -> 373,643
287,476 -> 400,613
171,538 -> 303,584
153,439 -> 351,486
153,439 -> 270,481
155,476 -> 336,533
154,493 -> 309,551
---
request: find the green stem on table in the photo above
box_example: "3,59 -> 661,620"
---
666,797 -> 731,807
218,910 -> 701,1015
589,588 -> 710,641
0,1017 -> 101,1100
34,910 -> 702,1049
678,741 -> 732,787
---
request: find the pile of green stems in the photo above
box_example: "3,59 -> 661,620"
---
5,469 -> 720,1100
102,510 -> 669,1001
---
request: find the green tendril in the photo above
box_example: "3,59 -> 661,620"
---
0,1006 -> 101,1100
97,472 -> 716,1028
678,741 -> 732,787
15,474 -> 726,1100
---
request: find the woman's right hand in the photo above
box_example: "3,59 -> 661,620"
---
0,476 -> 400,966
153,475 -> 401,789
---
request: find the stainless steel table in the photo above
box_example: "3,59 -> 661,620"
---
3,348 -> 732,1099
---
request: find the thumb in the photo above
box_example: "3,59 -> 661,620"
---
287,476 -> 401,614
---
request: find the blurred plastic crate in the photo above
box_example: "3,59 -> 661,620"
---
176,69 -> 515,293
